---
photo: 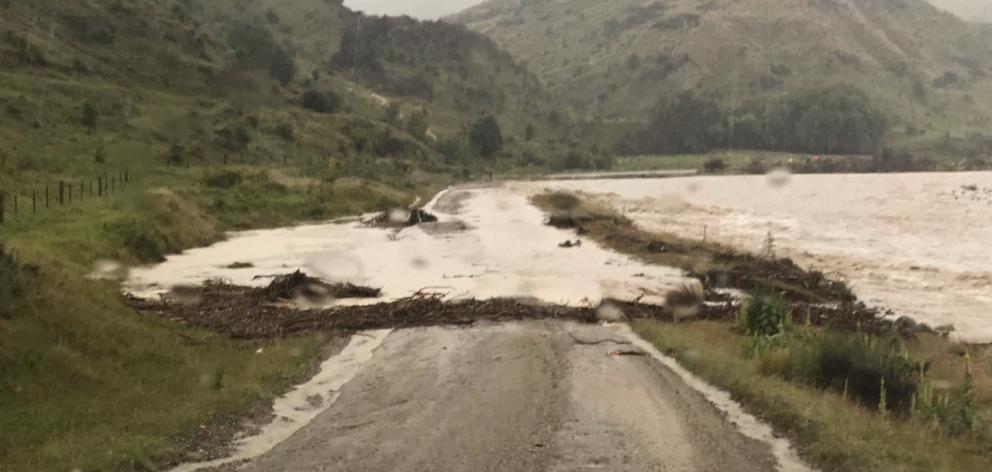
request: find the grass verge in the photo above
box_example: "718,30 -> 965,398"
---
633,321 -> 992,471
0,165 -> 429,471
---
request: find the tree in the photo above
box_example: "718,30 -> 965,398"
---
301,90 -> 342,114
637,91 -> 726,154
268,48 -> 297,86
227,22 -> 296,86
525,123 -> 536,141
438,135 -> 472,162
469,115 -> 503,157
405,111 -> 429,141
81,102 -> 98,131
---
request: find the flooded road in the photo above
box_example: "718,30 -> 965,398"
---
135,184 -> 810,472
536,172 -> 992,343
128,186 -> 690,307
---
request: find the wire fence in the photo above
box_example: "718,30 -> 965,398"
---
0,170 -> 132,225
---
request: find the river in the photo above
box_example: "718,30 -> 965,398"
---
536,172 -> 992,343
129,172 -> 992,343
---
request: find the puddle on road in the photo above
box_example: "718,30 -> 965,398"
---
171,330 -> 392,472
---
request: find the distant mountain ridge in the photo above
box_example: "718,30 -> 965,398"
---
450,0 -> 992,144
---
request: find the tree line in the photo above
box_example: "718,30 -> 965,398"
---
623,84 -> 890,156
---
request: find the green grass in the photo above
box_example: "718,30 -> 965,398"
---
632,320 -> 992,471
0,162 -> 432,470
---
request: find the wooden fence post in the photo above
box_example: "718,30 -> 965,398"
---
32,190 -> 36,214
68,184 -> 72,204
0,193 -> 5,225
45,186 -> 49,209
58,181 -> 64,206
13,194 -> 17,217
98,177 -> 103,197
80,181 -> 84,200
111,176 -> 116,194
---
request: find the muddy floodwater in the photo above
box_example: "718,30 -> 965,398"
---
535,172 -> 992,343
127,186 -> 690,308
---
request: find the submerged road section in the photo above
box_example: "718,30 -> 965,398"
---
139,184 -> 810,472
221,322 -> 783,472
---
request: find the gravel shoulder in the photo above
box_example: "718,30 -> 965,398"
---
225,321 -> 777,472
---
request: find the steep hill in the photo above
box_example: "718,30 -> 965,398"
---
451,0 -> 992,149
0,0 -> 584,183
0,1 -> 588,469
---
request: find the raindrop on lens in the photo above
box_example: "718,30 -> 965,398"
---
766,167 -> 792,188
595,303 -> 625,322
410,256 -> 429,269
387,208 -> 411,225
89,259 -> 128,280
169,285 -> 202,306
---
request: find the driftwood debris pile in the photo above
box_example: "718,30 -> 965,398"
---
126,275 -> 598,339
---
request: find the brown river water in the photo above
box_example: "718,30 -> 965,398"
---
536,172 -> 992,343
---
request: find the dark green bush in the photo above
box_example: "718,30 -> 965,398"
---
203,171 -> 243,189
738,295 -> 789,337
704,157 -> 727,173
301,90 -> 342,114
0,244 -> 35,319
783,333 -> 922,414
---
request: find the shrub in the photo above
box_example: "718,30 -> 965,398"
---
469,115 -> 503,157
0,244 -> 35,319
166,143 -> 185,166
737,294 -> 789,338
274,122 -> 295,142
203,170 -> 243,189
405,111 -> 429,141
784,333 -> 922,414
301,90 -> 341,114
384,102 -> 401,127
703,157 -> 726,173
81,102 -> 98,130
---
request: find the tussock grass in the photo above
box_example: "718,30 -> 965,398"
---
633,321 -> 992,471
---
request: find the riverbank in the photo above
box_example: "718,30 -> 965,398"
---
0,166 -> 441,471
531,189 -> 992,471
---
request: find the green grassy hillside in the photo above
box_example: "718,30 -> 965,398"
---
0,1 -> 594,469
451,0 -> 992,156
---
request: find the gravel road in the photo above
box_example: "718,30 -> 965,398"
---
224,321 -> 780,472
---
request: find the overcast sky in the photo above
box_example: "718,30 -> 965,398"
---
343,0 -> 487,19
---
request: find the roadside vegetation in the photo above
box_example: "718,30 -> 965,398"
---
534,191 -> 992,471
0,165 -> 431,470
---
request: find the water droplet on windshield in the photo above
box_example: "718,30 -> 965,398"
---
595,302 -> 625,322
167,285 -> 202,306
88,259 -> 128,280
410,256 -> 429,269
766,167 -> 792,188
387,208 -> 411,225
293,282 -> 334,308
